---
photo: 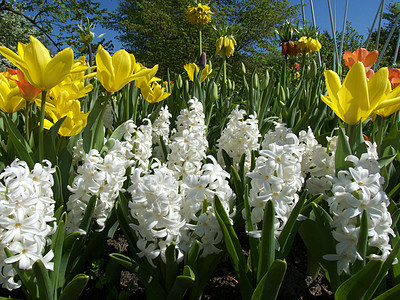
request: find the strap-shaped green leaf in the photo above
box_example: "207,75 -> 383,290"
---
50,212 -> 67,297
165,243 -> 178,292
59,274 -> 89,300
166,266 -> 195,300
257,200 -> 275,282
277,191 -> 311,259
364,238 -> 400,299
352,209 -> 369,273
373,283 -> 400,300
251,259 -> 287,300
110,253 -> 166,299
32,260 -> 53,300
335,259 -> 382,300
335,127 -> 352,175
2,112 -> 34,168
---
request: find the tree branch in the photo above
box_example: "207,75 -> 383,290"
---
0,5 -> 62,51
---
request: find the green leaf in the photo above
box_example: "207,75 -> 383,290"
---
335,127 -> 352,175
50,212 -> 67,297
277,191 -> 311,259
32,260 -> 53,300
352,210 -> 369,273
251,259 -> 287,300
257,200 -> 275,282
298,203 -> 341,290
2,112 -> 34,168
166,265 -> 195,300
335,260 -> 382,300
165,243 -> 178,292
110,253 -> 166,299
59,274 -> 89,300
82,95 -> 107,152
373,283 -> 400,300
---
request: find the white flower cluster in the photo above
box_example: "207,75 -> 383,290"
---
126,99 -> 235,266
0,160 -> 56,290
152,106 -> 172,161
167,98 -> 208,178
246,123 -> 304,238
324,142 -> 395,275
299,127 -> 336,197
128,156 -> 234,266
217,106 -> 260,171
67,143 -> 130,233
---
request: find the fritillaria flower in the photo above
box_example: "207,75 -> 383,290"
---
186,3 -> 212,25
216,35 -> 236,58
296,36 -> 322,54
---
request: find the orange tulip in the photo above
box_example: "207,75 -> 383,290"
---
343,48 -> 378,79
6,68 -> 41,102
388,68 -> 400,90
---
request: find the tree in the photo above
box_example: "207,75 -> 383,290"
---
0,0 -> 108,54
105,0 -> 299,78
0,8 -> 43,70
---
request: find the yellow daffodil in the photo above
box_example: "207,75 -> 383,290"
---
0,71 -> 26,113
0,36 -> 74,91
184,63 -> 212,82
216,36 -> 236,58
321,62 -> 400,124
140,82 -> 171,103
186,3 -> 212,25
96,45 -> 152,93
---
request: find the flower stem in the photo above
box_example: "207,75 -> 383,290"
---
25,101 -> 30,141
39,90 -> 47,162
199,28 -> 202,58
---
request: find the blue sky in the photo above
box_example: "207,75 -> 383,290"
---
96,0 -> 387,52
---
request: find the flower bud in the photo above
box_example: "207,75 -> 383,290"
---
252,73 -> 259,89
241,62 -> 246,74
210,82 -> 218,102
176,75 -> 183,89
198,51 -> 206,69
261,70 -> 270,90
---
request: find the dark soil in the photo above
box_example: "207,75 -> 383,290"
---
0,230 -> 334,300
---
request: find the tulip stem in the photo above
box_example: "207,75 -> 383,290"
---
39,90 -> 47,162
25,102 -> 30,141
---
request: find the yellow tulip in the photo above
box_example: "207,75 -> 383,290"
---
134,65 -> 159,89
184,63 -> 212,82
0,36 -> 74,91
374,83 -> 400,117
321,62 -> 400,124
43,98 -> 89,137
140,82 -> 171,104
0,71 -> 26,113
96,45 -> 152,93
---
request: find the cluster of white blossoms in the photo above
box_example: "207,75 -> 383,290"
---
0,160 -> 56,290
323,141 -> 395,275
128,156 -> 234,266
167,98 -> 208,178
152,106 -> 172,161
217,106 -> 260,171
299,127 -> 336,197
246,123 -> 305,238
67,143 -> 130,233
127,99 -> 235,266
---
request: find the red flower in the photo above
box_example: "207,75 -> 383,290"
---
6,68 -> 41,102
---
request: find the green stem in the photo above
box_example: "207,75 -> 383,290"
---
375,115 -> 386,156
39,90 -> 47,162
25,101 -> 30,141
222,54 -> 227,102
199,28 -> 202,58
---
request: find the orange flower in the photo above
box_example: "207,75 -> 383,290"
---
280,41 -> 297,57
343,48 -> 378,79
388,68 -> 400,90
6,68 -> 41,102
